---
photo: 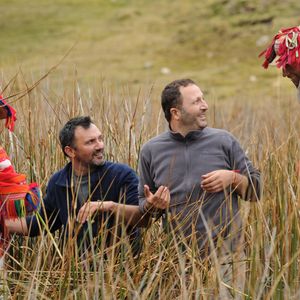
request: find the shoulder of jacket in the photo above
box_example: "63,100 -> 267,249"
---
142,132 -> 170,148
103,161 -> 134,175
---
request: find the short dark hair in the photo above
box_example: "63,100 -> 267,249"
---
59,116 -> 93,157
161,78 -> 196,122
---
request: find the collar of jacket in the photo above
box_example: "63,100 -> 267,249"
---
55,161 -> 107,188
168,127 -> 206,142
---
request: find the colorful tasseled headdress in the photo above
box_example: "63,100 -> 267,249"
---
0,95 -> 17,132
259,26 -> 300,71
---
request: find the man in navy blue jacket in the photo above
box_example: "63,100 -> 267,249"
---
6,116 -> 148,252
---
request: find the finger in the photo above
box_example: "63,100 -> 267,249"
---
80,212 -> 88,224
155,185 -> 166,197
202,181 -> 218,191
77,205 -> 86,223
201,173 -> 219,184
202,179 -> 223,190
204,184 -> 225,193
156,190 -> 167,208
158,186 -> 167,198
152,186 -> 164,203
144,185 -> 151,198
78,203 -> 92,223
78,208 -> 88,224
202,171 -> 217,179
201,178 -> 215,186
161,187 -> 170,200
81,204 -> 98,223
201,176 -> 217,187
165,188 -> 171,203
161,192 -> 170,208
202,178 -> 218,186
77,209 -> 82,223
154,186 -> 168,203
158,187 -> 170,208
77,210 -> 86,224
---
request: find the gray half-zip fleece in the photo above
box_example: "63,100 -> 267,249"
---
138,127 -> 261,251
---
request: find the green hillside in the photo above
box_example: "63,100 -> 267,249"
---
1,0 -> 300,99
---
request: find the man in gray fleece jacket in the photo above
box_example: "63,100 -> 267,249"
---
138,78 -> 261,298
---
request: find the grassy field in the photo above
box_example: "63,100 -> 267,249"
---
0,79 -> 299,299
1,0 -> 300,298
1,0 -> 300,97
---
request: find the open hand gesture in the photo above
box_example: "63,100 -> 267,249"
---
144,185 -> 170,210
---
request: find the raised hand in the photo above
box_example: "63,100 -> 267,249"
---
144,185 -> 170,210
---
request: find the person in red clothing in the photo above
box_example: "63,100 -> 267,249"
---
260,26 -> 300,176
0,96 -> 40,267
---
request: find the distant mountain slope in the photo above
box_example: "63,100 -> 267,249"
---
0,0 -> 299,98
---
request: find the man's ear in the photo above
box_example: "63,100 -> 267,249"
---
64,146 -> 75,158
170,107 -> 180,121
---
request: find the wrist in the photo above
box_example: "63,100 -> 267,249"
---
97,201 -> 117,213
110,201 -> 118,213
232,170 -> 240,185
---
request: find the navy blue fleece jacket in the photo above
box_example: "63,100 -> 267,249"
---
26,161 -> 139,246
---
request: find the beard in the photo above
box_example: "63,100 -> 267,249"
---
180,108 -> 207,130
91,150 -> 105,167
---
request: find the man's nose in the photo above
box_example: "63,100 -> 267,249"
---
96,140 -> 104,149
201,100 -> 208,110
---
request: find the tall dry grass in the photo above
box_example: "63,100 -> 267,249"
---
1,75 -> 300,299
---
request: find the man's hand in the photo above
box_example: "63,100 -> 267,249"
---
201,170 -> 235,193
77,201 -> 116,224
144,185 -> 170,210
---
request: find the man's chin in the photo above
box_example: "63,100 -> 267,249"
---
200,122 -> 208,129
91,159 -> 105,167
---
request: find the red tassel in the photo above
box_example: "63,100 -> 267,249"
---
258,49 -> 267,58
262,60 -> 269,69
0,95 -> 17,132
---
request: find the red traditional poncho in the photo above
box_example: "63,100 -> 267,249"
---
0,148 -> 41,256
0,147 -> 40,218
0,96 -> 40,257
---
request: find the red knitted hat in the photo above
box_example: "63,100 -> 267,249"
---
259,26 -> 300,71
